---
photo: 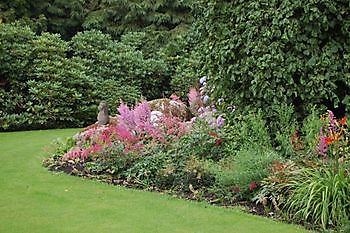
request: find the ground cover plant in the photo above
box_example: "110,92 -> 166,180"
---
0,129 -> 311,233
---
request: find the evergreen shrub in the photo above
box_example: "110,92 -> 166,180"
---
195,0 -> 350,117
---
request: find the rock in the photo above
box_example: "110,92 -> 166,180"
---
150,111 -> 163,125
148,98 -> 191,121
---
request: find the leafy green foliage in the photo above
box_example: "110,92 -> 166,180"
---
195,0 -> 350,118
82,0 -> 192,38
223,110 -> 272,156
174,119 -> 225,161
0,25 -> 174,130
208,147 -> 281,201
124,148 -> 169,187
0,25 -> 99,130
70,30 -> 168,101
160,33 -> 203,99
301,107 -> 324,155
284,164 -> 350,230
0,23 -> 34,82
270,104 -> 298,157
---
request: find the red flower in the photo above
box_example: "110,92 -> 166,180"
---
215,138 -> 223,146
325,137 -> 334,145
249,181 -> 257,191
339,116 -> 347,126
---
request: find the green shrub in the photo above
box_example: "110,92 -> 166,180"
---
270,104 -> 298,157
0,25 -> 99,130
124,149 -> 170,188
71,30 -> 169,100
93,79 -> 141,115
223,110 -> 272,156
195,0 -> 350,118
301,107 -> 324,156
232,148 -> 281,195
175,119 -> 225,161
160,34 -> 203,99
0,23 -> 34,82
85,143 -> 138,177
284,164 -> 350,230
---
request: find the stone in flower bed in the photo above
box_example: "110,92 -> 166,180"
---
148,97 -> 191,121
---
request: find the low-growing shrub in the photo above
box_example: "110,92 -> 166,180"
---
85,143 -> 138,177
174,119 -> 225,161
124,148 -> 169,188
223,110 -> 272,157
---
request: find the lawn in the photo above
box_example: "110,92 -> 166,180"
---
0,129 -> 311,233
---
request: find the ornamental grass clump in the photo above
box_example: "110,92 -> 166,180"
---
284,165 -> 350,230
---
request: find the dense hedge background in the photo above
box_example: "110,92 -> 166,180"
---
0,24 -> 162,130
194,0 -> 350,118
1,0 -> 350,131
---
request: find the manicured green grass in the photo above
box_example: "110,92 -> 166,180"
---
0,129 -> 311,233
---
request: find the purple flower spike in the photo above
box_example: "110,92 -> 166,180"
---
199,76 -> 207,85
318,127 -> 328,157
327,110 -> 336,132
202,95 -> 210,103
216,115 -> 225,127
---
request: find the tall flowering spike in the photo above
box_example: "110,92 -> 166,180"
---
216,115 -> 225,128
318,127 -> 328,157
199,76 -> 207,85
134,101 -> 151,129
117,102 -> 135,130
188,88 -> 199,106
327,110 -> 336,132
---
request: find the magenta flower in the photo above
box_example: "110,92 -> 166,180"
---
134,101 -> 151,130
118,103 -> 135,131
327,110 -> 336,133
318,127 -> 328,157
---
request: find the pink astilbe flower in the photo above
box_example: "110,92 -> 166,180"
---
170,94 -> 182,103
318,127 -> 328,157
188,88 -> 200,106
82,127 -> 97,141
115,124 -> 139,144
159,115 -> 190,140
115,124 -> 145,153
118,102 -> 136,131
144,125 -> 166,144
134,101 -> 152,130
63,147 -> 83,160
98,126 -> 118,146
327,110 -> 336,133
90,143 -> 103,153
